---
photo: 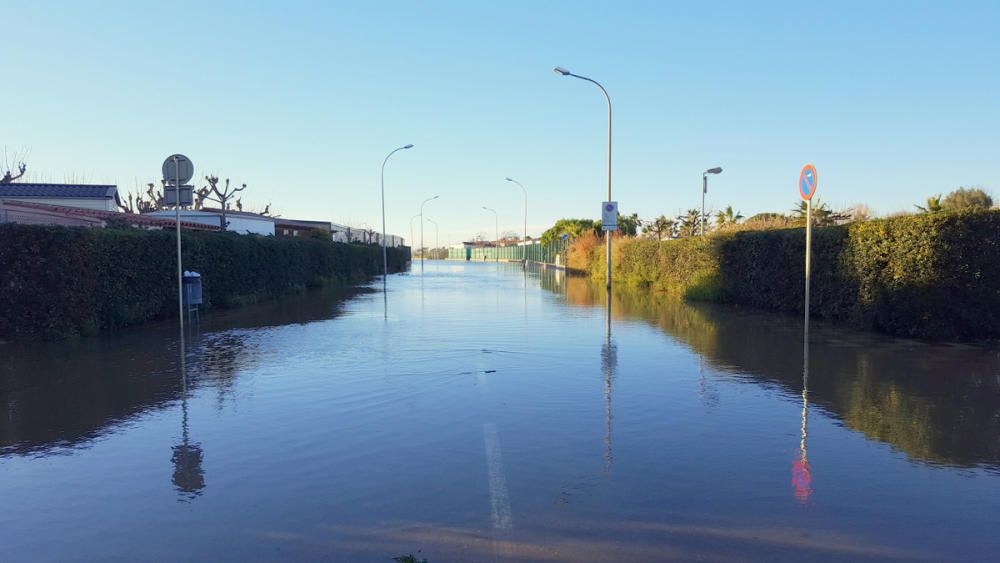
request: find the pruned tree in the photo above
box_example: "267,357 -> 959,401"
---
201,176 -> 246,229
644,215 -> 674,240
1,146 -> 29,184
119,182 -> 165,214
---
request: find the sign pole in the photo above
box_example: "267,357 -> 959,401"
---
798,163 -> 817,337
804,199 -> 811,331
174,157 -> 184,334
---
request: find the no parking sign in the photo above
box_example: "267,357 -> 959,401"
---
799,164 -> 818,201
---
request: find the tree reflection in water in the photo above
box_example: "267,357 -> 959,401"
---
537,271 -> 1000,471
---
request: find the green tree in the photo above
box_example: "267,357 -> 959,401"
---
791,199 -> 835,226
644,215 -> 675,240
915,194 -> 943,214
941,187 -> 993,211
617,212 -> 640,236
715,205 -> 744,228
540,218 -> 600,245
676,209 -> 702,238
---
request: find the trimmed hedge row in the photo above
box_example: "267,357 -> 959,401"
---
0,225 -> 410,339
583,210 -> 1000,340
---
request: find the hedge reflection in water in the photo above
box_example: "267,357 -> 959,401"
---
0,286 -> 361,464
537,267 -> 1000,470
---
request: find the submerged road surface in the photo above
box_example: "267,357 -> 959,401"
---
1,262 -> 999,561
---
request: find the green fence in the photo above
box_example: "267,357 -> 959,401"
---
449,240 -> 569,265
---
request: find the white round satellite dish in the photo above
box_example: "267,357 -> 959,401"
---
162,154 -> 194,184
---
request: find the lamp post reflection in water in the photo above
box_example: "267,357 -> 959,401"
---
601,287 -> 616,474
172,335 -> 205,500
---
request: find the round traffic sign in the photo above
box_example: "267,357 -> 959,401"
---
163,154 -> 194,184
799,164 -> 818,201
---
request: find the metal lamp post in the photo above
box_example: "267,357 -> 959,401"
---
505,177 -> 528,268
409,213 -> 421,254
380,144 -> 414,299
426,217 -> 439,255
701,167 -> 722,236
482,206 -> 499,262
419,195 -> 439,273
554,66 -> 613,289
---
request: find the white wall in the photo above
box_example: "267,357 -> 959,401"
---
143,211 -> 275,235
0,197 -> 117,212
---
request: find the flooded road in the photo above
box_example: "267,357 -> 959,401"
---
2,262 -> 998,561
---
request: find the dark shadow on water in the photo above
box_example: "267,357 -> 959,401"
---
0,286 -> 362,457
537,271 -> 1000,470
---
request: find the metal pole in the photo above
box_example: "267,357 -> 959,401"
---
804,199 -> 812,332
701,174 -> 707,237
555,69 -> 613,288
420,196 -> 437,273
173,157 -> 184,333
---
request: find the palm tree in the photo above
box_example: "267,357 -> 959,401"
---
715,205 -> 744,228
915,194 -> 943,213
791,199 -> 834,226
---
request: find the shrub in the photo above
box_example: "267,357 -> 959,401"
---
0,226 -> 409,339
579,210 -> 1000,340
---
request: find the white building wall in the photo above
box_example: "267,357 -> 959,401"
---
0,197 -> 117,212
143,211 -> 275,235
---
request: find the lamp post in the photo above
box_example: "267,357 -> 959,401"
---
380,144 -> 414,303
702,167 -> 722,236
482,206 -> 499,262
419,195 -> 439,273
409,213 -> 421,254
554,66 -> 613,289
504,177 -> 528,269
426,217 -> 439,255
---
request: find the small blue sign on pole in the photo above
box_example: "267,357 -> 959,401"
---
601,201 -> 618,231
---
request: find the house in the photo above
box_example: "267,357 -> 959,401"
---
0,183 -> 121,212
143,209 -> 275,235
0,200 -> 220,231
274,218 -> 332,238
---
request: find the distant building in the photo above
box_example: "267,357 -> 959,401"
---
0,183 -> 120,212
143,209 -> 275,235
0,200 -> 219,231
274,218 -> 332,238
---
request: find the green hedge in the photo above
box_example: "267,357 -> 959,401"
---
590,210 -> 1000,340
0,225 -> 410,339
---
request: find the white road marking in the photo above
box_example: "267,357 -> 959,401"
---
483,422 -> 512,531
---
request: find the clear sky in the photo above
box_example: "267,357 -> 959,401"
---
5,0 -> 999,245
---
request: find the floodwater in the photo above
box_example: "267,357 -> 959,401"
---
1,261 -> 998,562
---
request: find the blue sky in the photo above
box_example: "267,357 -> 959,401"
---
5,0 -> 999,244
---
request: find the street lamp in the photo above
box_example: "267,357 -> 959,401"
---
505,177 -> 527,268
419,195 -> 439,273
426,217 -> 439,255
702,166 -> 723,236
409,213 -> 421,255
554,66 -> 613,290
380,144 -> 414,301
482,206 -> 499,262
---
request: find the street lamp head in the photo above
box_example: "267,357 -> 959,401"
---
402,144 -> 414,149
553,66 -> 571,76
705,167 -> 723,175
432,195 -> 439,200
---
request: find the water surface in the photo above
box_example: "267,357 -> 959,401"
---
1,262 -> 998,561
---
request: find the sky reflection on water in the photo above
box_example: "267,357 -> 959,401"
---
1,262 -> 998,561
